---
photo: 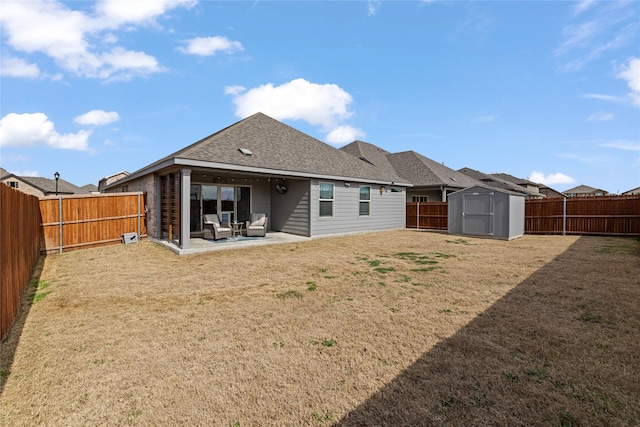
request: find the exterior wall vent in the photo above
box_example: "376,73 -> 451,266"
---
238,148 -> 253,157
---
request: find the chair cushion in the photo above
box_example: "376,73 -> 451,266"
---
204,214 -> 219,224
250,214 -> 266,227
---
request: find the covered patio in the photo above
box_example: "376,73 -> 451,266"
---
150,231 -> 310,256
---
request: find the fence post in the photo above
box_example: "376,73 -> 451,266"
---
416,202 -> 420,230
59,196 -> 63,253
137,192 -> 141,238
563,197 -> 567,236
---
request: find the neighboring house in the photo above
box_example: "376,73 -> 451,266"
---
98,171 -> 130,192
340,141 -> 482,202
0,171 -> 88,197
458,167 -> 543,199
490,172 -> 566,198
564,185 -> 609,197
622,186 -> 640,196
104,113 -> 411,250
81,183 -> 100,194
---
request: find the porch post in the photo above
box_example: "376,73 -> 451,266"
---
180,168 -> 191,249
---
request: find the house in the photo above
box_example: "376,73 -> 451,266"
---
104,113 -> 411,250
564,185 -> 609,197
0,169 -> 90,197
490,172 -> 566,198
622,186 -> 640,196
98,171 -> 130,192
340,141 -> 482,202
458,167 -> 543,199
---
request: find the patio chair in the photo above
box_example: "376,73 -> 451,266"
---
245,213 -> 268,237
203,214 -> 232,240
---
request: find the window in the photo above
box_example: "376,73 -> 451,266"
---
319,182 -> 334,217
413,195 -> 428,202
9,181 -> 18,188
359,186 -> 370,216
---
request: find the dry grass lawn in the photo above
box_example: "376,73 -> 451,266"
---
1,230 -> 638,426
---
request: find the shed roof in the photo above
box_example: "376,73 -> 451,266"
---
449,184 -> 526,197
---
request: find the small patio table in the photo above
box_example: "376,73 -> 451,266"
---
231,221 -> 243,239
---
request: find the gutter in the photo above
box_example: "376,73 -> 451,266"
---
104,157 -> 413,190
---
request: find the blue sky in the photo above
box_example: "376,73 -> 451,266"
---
1,0 -> 639,194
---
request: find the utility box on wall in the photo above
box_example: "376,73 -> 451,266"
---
448,185 -> 525,241
121,232 -> 139,244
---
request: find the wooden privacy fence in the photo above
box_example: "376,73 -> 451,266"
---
525,195 -> 640,236
407,195 -> 640,236
1,184 -> 41,340
406,202 -> 448,230
40,192 -> 147,254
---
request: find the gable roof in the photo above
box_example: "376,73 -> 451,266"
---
564,184 -> 608,195
2,174 -> 85,195
490,172 -> 539,187
114,113 -> 409,187
340,140 -> 402,181
386,151 -> 481,188
622,186 -> 640,195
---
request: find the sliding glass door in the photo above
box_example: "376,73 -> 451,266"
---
190,184 -> 251,232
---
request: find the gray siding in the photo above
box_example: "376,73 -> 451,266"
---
310,180 -> 406,236
270,179 -> 310,236
250,179 -> 271,226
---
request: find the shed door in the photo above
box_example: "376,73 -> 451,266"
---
462,192 -> 494,236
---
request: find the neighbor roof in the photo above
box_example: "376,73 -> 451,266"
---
458,167 -> 536,196
564,185 -> 608,194
113,113 -> 409,187
3,174 -> 85,195
386,151 -> 481,188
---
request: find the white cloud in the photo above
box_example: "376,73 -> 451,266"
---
226,78 -> 362,143
0,112 -> 91,151
367,1 -> 381,16
0,0 -> 193,80
587,111 -> 613,121
600,140 -> 640,151
555,2 -> 638,72
529,171 -> 576,186
178,36 -> 244,56
74,110 -> 120,126
581,93 -> 625,103
94,0 -> 196,26
616,57 -> 640,106
326,125 -> 365,145
574,0 -> 597,16
472,115 -> 495,123
227,78 -> 355,128
0,56 -> 41,78
224,85 -> 246,96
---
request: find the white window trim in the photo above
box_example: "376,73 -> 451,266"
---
413,195 -> 429,203
319,182 -> 334,218
359,186 -> 371,217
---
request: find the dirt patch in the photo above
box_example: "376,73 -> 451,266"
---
1,231 -> 638,426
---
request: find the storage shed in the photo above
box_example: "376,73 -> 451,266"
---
448,185 -> 525,240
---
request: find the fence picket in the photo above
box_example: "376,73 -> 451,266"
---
407,195 -> 640,236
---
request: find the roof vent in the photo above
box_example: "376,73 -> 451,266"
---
359,156 -> 375,166
238,148 -> 253,157
450,177 -> 456,181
